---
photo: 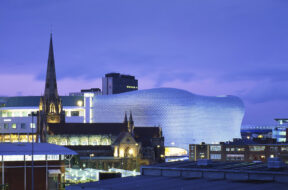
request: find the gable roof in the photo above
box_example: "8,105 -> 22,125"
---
112,132 -> 136,145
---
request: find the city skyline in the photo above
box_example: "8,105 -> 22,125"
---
1,0 -> 288,124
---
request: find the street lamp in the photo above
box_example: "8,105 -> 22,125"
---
28,111 -> 37,190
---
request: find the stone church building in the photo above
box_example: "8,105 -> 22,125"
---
37,35 -> 164,170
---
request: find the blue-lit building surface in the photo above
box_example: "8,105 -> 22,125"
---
92,88 -> 245,150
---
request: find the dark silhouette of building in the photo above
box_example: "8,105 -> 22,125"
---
102,73 -> 138,95
37,34 -> 65,142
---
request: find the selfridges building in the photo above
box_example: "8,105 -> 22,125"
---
92,88 -> 245,150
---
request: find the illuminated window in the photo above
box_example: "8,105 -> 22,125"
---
226,154 -> 244,161
258,135 -> 263,138
19,135 -> 28,142
126,86 -> 138,89
210,154 -> 221,160
249,146 -> 265,151
47,155 -> 59,160
236,148 -> 245,151
210,145 -> 221,151
128,148 -> 134,156
50,103 -> 56,113
3,155 -> 24,161
77,100 -> 83,107
30,123 -> 36,128
11,123 -> 17,129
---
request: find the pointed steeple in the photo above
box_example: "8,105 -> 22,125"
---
129,111 -> 133,123
44,33 -> 59,98
128,111 -> 134,134
124,112 -> 128,123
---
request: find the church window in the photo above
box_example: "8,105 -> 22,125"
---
50,103 -> 56,113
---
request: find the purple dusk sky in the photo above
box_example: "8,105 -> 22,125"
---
0,0 -> 288,125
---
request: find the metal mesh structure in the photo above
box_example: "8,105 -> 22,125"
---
92,88 -> 245,150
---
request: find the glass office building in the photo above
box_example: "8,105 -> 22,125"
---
92,88 -> 245,150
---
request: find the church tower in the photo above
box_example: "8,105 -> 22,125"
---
128,111 -> 134,134
38,34 -> 65,142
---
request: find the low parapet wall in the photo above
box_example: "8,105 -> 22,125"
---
141,166 -> 288,184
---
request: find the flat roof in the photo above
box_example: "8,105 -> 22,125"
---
0,143 -> 77,155
67,161 -> 288,189
149,160 -> 288,173
0,96 -> 83,107
66,175 -> 287,190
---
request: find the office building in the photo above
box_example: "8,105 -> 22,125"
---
102,73 -> 138,95
189,139 -> 288,164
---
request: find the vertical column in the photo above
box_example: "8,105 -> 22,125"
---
84,93 -> 94,123
24,155 -> 26,190
1,156 -> 4,187
46,155 -> 48,190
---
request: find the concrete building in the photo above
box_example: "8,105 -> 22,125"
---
102,73 -> 138,95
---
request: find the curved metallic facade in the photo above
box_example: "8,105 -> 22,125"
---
92,88 -> 245,149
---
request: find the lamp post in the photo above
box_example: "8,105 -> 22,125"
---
29,112 -> 37,190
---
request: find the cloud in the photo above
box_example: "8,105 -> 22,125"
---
243,80 -> 288,104
0,74 -> 101,96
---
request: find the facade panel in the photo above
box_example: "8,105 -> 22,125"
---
92,88 -> 245,150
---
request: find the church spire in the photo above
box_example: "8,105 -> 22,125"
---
44,33 -> 59,98
124,112 -> 128,123
129,111 -> 133,123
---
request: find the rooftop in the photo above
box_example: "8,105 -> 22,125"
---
0,143 -> 77,155
67,160 -> 288,189
66,175 -> 288,190
0,96 -> 83,107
